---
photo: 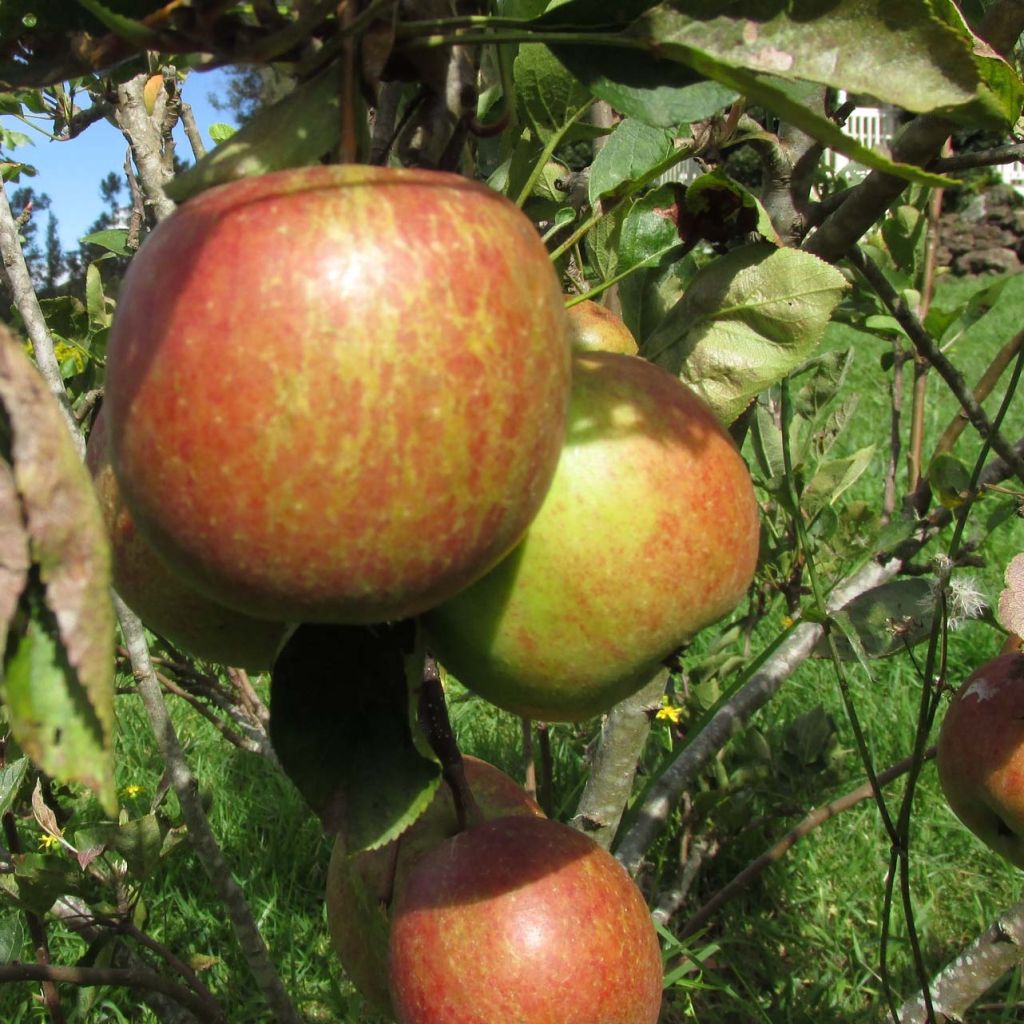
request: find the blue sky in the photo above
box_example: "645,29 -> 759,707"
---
1,68 -> 238,251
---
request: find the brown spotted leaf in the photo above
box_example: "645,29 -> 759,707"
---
997,553 -> 1024,640
0,324 -> 116,812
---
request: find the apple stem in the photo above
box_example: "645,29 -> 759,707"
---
419,654 -> 484,832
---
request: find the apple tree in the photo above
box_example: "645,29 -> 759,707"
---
0,1 -> 1023,1022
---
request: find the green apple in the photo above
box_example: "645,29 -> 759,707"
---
325,756 -> 543,1014
86,408 -> 286,670
389,814 -> 663,1024
937,652 -> 1024,867
105,165 -> 570,624
423,351 -> 760,721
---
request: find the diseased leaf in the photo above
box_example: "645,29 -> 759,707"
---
643,244 -> 848,424
513,44 -> 592,143
270,623 -> 441,855
0,325 -> 115,812
997,553 -> 1024,639
166,67 -> 340,202
815,579 -> 935,659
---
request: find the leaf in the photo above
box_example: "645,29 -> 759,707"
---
165,67 -> 340,203
617,184 -> 685,277
30,777 -> 62,845
0,325 -> 115,812
84,262 -> 110,330
997,553 -> 1024,639
80,228 -> 130,256
73,0 -> 160,46
589,119 -> 674,204
0,758 -> 27,822
928,452 -> 973,509
513,43 -> 592,143
0,910 -> 26,964
815,579 -> 935,659
881,205 -> 927,275
269,623 -> 442,855
804,445 -> 876,509
208,122 -> 236,144
644,244 -> 848,424
629,1 -> 990,125
782,706 -> 837,767
11,852 -> 78,915
109,814 -> 164,880
684,170 -> 779,245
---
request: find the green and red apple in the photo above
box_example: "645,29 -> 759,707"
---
326,757 -> 542,1014
937,652 -> 1024,867
104,165 -> 570,624
567,299 -> 639,355
389,814 -> 663,1024
423,350 -> 760,721
86,408 -> 286,670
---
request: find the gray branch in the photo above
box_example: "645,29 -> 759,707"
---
114,596 -> 304,1024
899,899 -> 1024,1023
570,667 -> 667,850
113,74 -> 177,222
0,184 -> 81,453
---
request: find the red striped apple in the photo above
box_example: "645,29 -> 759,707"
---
389,814 -> 663,1024
937,653 -> 1024,867
423,351 -> 760,720
105,165 -> 570,624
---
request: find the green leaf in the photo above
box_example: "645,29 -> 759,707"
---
84,262 -> 110,330
109,814 -> 164,880
928,452 -> 973,509
615,184 -> 684,278
589,119 -> 674,204
513,43 -> 592,143
269,623 -> 442,855
644,244 -> 849,424
207,122 -> 236,144
166,67 -> 341,203
0,757 -> 28,820
80,228 -> 130,256
0,327 -> 115,812
11,852 -> 78,915
553,45 -> 738,129
804,445 -> 876,509
0,910 -> 26,964
881,205 -> 927,275
629,1 -> 989,124
782,706 -> 838,768
815,579 -> 935,659
73,0 -> 160,46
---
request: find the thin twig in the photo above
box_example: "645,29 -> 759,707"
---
930,141 -> 1024,173
179,102 -> 207,161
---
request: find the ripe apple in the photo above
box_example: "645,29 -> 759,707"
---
567,298 -> 639,355
326,756 -> 542,1014
86,408 -> 286,670
422,351 -> 760,721
937,652 -> 1024,867
105,165 -> 571,624
389,814 -> 663,1024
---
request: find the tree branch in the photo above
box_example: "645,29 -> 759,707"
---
113,74 -> 177,222
931,142 -> 1024,173
571,667 -> 667,851
114,596 -> 304,1024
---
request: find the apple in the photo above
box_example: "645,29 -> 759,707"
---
937,652 -> 1024,867
104,165 -> 571,624
388,814 -> 663,1024
422,351 -> 760,721
567,298 -> 639,355
86,407 -> 287,670
326,756 -> 543,1014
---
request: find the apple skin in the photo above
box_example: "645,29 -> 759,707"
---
389,814 -> 663,1024
85,408 -> 286,670
326,757 -> 543,1014
422,351 -> 760,721
937,653 -> 1024,867
567,299 -> 639,355
105,165 -> 571,624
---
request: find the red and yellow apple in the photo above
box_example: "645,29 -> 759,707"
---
389,814 -> 663,1024
105,165 -> 570,624
937,652 -> 1024,867
423,350 -> 760,721
86,408 -> 286,670
567,298 -> 639,355
326,757 -> 542,1014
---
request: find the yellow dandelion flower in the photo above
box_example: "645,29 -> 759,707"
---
122,784 -> 143,798
38,831 -> 62,851
656,698 -> 684,725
